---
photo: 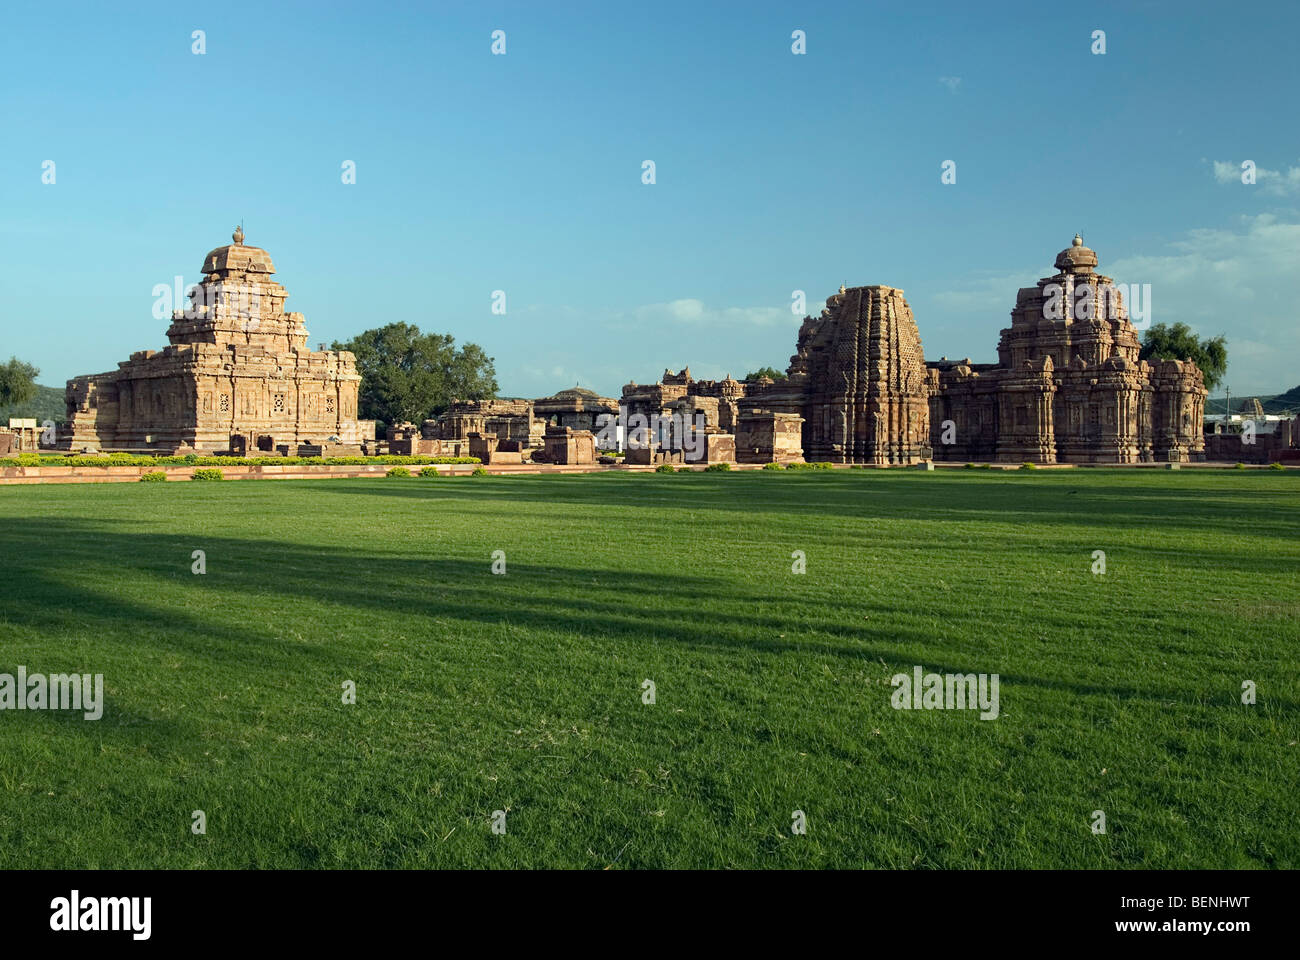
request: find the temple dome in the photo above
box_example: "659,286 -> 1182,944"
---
202,227 -> 275,276
554,387 -> 599,399
1054,233 -> 1098,274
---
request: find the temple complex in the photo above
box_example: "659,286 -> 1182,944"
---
53,230 -> 1213,467
618,239 -> 1207,465
60,229 -> 373,454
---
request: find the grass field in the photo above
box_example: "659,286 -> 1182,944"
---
0,469 -> 1296,869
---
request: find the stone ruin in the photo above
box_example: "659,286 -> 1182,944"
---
735,410 -> 804,464
0,418 -> 42,455
419,394 -> 607,465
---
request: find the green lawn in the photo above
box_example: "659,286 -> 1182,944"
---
0,469 -> 1296,869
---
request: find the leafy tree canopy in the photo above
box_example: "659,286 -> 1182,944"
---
0,356 -> 39,409
744,366 -> 787,382
1139,322 -> 1227,392
331,323 -> 498,428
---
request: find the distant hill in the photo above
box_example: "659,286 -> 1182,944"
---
0,383 -> 65,426
1205,385 -> 1300,416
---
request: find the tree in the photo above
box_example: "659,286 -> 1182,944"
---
331,323 -> 498,428
744,366 -> 787,382
0,357 -> 39,409
1139,322 -> 1227,391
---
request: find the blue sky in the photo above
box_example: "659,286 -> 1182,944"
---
3,0 -> 1298,398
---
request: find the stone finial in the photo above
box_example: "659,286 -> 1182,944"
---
1073,233 -> 1083,247
233,225 -> 245,245
839,283 -> 846,294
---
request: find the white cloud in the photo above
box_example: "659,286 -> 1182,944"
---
1210,159 -> 1300,196
938,76 -> 962,93
622,297 -> 796,330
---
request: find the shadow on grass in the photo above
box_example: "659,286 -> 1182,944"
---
2,515 -> 1293,711
302,471 -> 1300,542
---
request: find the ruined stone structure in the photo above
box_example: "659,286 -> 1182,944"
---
0,419 -> 42,454
540,425 -> 597,465
533,387 -> 618,432
927,237 -> 1206,463
60,229 -> 372,454
435,397 -> 543,448
751,285 -> 931,464
735,410 -> 804,464
621,368 -> 748,434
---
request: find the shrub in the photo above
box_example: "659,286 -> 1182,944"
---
386,467 -> 412,478
1270,461 -> 1285,470
419,466 -> 441,477
762,462 -> 785,471
1021,462 -> 1038,471
964,462 -> 976,469
1234,462 -> 1247,470
190,468 -> 224,481
655,463 -> 676,474
0,453 -> 483,468
139,471 -> 167,482
676,466 -> 693,473
471,467 -> 490,477
704,462 -> 731,472
980,463 -> 992,470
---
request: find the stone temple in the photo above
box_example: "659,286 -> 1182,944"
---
926,236 -> 1206,463
61,229 -> 372,455
753,284 -> 932,464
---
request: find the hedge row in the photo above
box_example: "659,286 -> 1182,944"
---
0,453 -> 481,468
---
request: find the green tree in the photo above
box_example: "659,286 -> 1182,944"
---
331,323 -> 498,428
0,357 -> 39,409
744,366 -> 787,382
1139,322 -> 1227,391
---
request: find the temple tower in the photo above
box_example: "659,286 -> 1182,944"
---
780,284 -> 930,464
